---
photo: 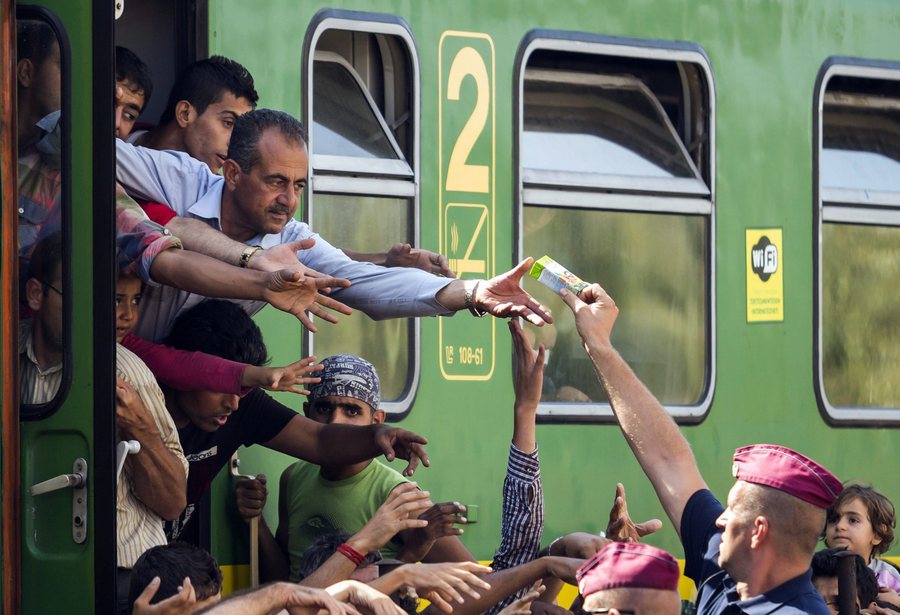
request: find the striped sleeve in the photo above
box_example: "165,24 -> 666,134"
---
486,443 -> 543,615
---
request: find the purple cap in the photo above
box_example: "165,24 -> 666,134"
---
577,542 -> 680,596
308,355 -> 380,411
732,444 -> 842,509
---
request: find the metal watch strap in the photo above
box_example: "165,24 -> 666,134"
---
465,280 -> 487,317
239,245 -> 263,268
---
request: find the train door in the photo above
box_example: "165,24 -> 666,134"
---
8,1 -> 116,612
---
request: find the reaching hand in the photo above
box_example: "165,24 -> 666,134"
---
385,243 -> 455,277
558,284 -> 617,354
606,483 -> 662,542
283,583 -> 360,615
326,580 -> 405,615
496,581 -> 545,615
132,576 -> 196,615
398,502 -> 468,563
372,425 -> 430,477
234,474 -> 267,522
261,269 -> 352,332
510,320 -> 545,411
392,562 -> 492,612
350,482 -> 432,554
246,356 -> 324,395
249,238 -> 316,273
474,258 -> 553,326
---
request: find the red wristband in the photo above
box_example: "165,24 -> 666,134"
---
337,543 -> 365,567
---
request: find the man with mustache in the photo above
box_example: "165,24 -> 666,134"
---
115,108 -> 552,342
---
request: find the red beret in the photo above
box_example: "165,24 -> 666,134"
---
732,444 -> 842,509
577,542 -> 679,596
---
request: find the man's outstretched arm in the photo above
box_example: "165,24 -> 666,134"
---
560,284 -> 707,536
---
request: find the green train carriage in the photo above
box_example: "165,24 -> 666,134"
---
1,0 -> 898,612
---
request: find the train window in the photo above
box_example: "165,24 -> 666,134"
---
305,16 -> 419,415
16,10 -> 72,417
815,62 -> 900,423
516,34 -> 715,422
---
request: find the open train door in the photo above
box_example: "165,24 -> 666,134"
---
3,0 -> 116,612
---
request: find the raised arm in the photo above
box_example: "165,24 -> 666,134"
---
560,284 -> 707,535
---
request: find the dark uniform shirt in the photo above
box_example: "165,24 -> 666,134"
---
681,489 -> 831,614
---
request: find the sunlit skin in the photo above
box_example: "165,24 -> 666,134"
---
714,482 -> 755,581
182,92 -> 254,172
825,497 -> 882,563
115,275 -> 142,343
303,395 -> 385,480
221,128 -> 308,242
114,79 -> 145,139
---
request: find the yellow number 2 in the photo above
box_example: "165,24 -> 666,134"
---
446,46 -> 490,194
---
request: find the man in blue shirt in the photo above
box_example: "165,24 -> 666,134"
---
559,282 -> 842,615
116,108 -> 552,342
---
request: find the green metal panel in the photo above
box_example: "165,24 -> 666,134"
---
203,0 -> 900,571
15,0 -> 115,611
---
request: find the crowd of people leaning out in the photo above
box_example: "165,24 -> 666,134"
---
15,22 -> 900,615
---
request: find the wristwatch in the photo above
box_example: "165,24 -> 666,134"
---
239,245 -> 263,268
464,280 -> 487,317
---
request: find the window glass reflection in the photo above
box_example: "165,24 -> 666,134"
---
312,194 -> 411,401
523,206 -> 707,405
523,72 -> 701,181
313,59 -> 402,160
16,17 -> 67,412
822,223 -> 900,408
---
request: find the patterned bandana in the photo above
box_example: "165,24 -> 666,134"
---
308,354 -> 381,411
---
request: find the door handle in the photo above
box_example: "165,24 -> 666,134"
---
28,458 -> 88,544
30,472 -> 84,496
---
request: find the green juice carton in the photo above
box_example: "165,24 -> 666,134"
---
529,256 -> 589,295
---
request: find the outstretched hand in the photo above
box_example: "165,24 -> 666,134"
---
475,258 -> 553,326
606,482 -> 662,542
558,283 -> 618,353
247,356 -> 324,395
373,424 -> 430,476
385,243 -> 455,277
262,269 -> 352,332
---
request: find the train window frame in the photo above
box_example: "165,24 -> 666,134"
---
813,57 -> 900,426
303,10 -> 421,418
17,5 -> 74,420
514,31 -> 716,424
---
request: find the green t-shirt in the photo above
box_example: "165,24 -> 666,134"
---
284,459 -> 408,581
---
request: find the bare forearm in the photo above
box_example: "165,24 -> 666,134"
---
299,552 -> 356,588
446,557 -> 569,615
512,405 -> 538,453
166,217 -> 247,267
258,518 -> 290,583
434,279 -> 468,312
586,342 -> 705,532
126,432 -> 187,520
149,249 -> 268,300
